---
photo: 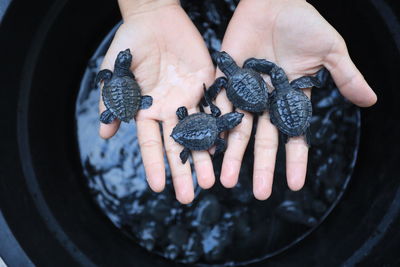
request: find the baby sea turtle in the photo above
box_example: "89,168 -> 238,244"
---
171,87 -> 244,164
204,51 -> 276,113
96,49 -> 153,124
268,65 -> 327,145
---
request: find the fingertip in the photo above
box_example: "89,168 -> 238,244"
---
359,90 -> 378,107
176,189 -> 195,205
342,75 -> 378,107
253,169 -> 273,201
286,168 -> 306,191
99,131 -> 114,140
253,186 -> 272,201
254,192 -> 271,201
148,182 -> 165,193
197,167 -> 216,189
220,161 -> 240,188
147,173 -> 166,193
370,92 -> 378,106
287,178 -> 306,191
220,177 -> 238,188
221,169 -> 239,188
198,176 -> 215,190
192,152 -> 215,190
99,122 -> 120,139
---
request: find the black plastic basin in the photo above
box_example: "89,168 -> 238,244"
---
0,0 -> 399,266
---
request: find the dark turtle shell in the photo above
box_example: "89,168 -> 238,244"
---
171,113 -> 218,151
269,89 -> 312,136
226,69 -> 268,112
103,76 -> 141,123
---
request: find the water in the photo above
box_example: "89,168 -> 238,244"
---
75,1 -> 360,265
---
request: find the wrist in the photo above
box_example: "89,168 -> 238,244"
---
118,0 -> 180,20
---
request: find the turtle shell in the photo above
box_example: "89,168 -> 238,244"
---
171,113 -> 218,151
269,89 -> 312,137
102,75 -> 141,123
226,69 -> 268,112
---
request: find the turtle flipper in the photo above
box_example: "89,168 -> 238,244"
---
180,148 -> 191,164
202,84 -> 221,117
139,95 -> 153,110
243,58 -> 276,74
316,67 -> 330,87
262,78 -> 270,110
290,74 -> 323,90
203,77 -> 228,107
95,69 -> 113,85
100,109 -> 117,124
215,137 -> 227,155
176,107 -> 188,121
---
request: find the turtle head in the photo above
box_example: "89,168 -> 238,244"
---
270,66 -> 289,90
217,112 -> 244,132
115,49 -> 133,71
213,51 -> 239,76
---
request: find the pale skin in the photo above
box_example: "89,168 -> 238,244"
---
99,0 -> 216,204
215,0 -> 377,200
99,0 -> 377,203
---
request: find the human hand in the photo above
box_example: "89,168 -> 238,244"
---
99,0 -> 216,204
214,0 -> 377,199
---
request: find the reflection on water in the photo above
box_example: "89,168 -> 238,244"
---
75,0 -> 360,265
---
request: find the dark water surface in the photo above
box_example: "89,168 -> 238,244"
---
75,1 -> 360,265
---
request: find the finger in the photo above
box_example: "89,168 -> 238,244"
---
163,120 -> 194,204
99,99 -> 121,139
188,105 -> 215,189
283,86 -> 311,191
137,119 -> 165,192
325,41 -> 377,107
214,67 -> 233,115
253,112 -> 279,200
285,136 -> 309,191
220,110 -> 253,188
191,151 -> 215,189
207,77 -> 233,155
215,88 -> 233,114
215,63 -> 233,114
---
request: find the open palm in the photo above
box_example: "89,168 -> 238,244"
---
215,0 -> 377,199
99,4 -> 216,204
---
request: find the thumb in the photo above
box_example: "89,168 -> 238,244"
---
324,39 -> 377,107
